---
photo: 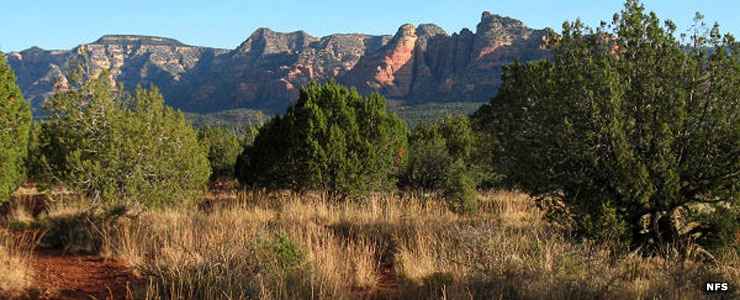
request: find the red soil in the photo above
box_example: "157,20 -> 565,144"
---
375,265 -> 401,299
29,251 -> 142,300
351,255 -> 401,300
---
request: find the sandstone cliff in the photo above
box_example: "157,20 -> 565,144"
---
7,12 -> 549,113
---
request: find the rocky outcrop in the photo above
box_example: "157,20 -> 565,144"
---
6,48 -> 73,111
168,30 -> 392,112
7,35 -> 228,112
7,12 -> 550,114
342,24 -> 420,98
342,12 -> 549,103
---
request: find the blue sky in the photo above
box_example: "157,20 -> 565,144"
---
2,0 -> 738,52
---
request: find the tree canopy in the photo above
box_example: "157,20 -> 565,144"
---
474,0 -> 739,250
0,54 -> 32,203
37,76 -> 210,206
236,82 -> 407,197
402,116 -> 478,190
198,126 -> 244,180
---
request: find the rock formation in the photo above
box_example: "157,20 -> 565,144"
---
7,12 -> 550,114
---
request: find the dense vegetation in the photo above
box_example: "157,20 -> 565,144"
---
402,116 -> 477,190
185,108 -> 268,130
389,102 -> 486,128
198,126 -> 248,180
34,77 -> 210,206
474,0 -> 739,252
401,116 -> 482,212
0,54 -> 32,204
184,102 -> 484,130
236,82 -> 407,197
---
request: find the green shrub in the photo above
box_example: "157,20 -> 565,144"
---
474,0 -> 739,251
198,126 -> 243,179
402,116 -> 479,191
25,122 -> 45,183
0,54 -> 32,204
403,127 -> 451,190
270,234 -> 304,271
37,76 -> 210,206
443,160 -> 479,214
402,116 -> 483,213
694,206 -> 740,254
236,82 -> 407,198
256,233 -> 305,274
579,202 -> 631,250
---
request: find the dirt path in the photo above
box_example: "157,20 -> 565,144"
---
29,251 -> 141,300
373,264 -> 401,299
351,248 -> 402,300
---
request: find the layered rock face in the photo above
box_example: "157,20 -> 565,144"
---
6,48 -> 71,109
7,12 -> 549,113
170,29 -> 392,112
7,35 -> 228,112
348,12 -> 549,104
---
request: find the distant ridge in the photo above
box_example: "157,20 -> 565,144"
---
93,35 -> 188,47
7,11 -> 550,114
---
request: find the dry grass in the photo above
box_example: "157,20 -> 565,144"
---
0,228 -> 36,298
3,190 -> 738,299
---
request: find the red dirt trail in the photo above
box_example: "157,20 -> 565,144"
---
351,255 -> 401,300
28,251 -> 141,300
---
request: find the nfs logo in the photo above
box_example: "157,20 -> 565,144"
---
705,282 -> 730,293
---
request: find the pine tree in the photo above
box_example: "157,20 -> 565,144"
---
0,54 -> 32,203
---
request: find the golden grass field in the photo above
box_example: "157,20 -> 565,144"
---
1,190 -> 738,299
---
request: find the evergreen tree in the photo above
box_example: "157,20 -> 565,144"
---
38,77 -> 210,206
198,126 -> 243,179
404,125 -> 451,190
402,116 -> 479,190
475,0 -> 739,251
236,82 -> 407,197
0,54 -> 32,203
443,159 -> 480,214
